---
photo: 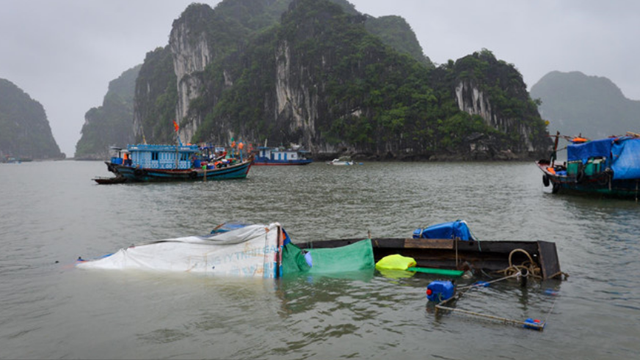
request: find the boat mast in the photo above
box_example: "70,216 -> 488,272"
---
551,131 -> 560,166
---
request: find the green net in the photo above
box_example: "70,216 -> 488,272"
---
282,239 -> 375,275
281,242 -> 311,274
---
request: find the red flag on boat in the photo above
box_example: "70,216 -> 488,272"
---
173,120 -> 179,132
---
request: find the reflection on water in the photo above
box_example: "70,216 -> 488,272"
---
1,161 -> 639,359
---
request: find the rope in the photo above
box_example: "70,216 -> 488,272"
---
435,271 -> 549,331
434,305 -> 545,330
433,249 -> 566,331
456,272 -> 519,291
495,248 -> 542,279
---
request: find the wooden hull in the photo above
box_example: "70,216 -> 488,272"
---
297,237 -> 562,280
111,160 -> 252,182
93,175 -> 127,184
537,160 -> 640,199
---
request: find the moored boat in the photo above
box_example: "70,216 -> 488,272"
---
537,131 -> 640,199
92,175 -> 127,184
103,144 -> 252,182
253,146 -> 312,166
327,156 -> 355,165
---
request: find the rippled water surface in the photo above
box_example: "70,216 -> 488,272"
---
1,160 -> 639,359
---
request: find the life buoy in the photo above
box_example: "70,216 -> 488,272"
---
552,183 -> 561,194
542,174 -> 550,187
189,171 -> 197,179
576,169 -> 585,183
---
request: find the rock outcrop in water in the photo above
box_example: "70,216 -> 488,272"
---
0,79 -> 63,160
131,0 -> 551,161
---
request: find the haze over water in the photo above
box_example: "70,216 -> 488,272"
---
1,160 -> 639,359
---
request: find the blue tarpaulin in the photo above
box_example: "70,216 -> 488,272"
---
611,138 -> 640,180
413,220 -> 474,241
567,138 -> 614,163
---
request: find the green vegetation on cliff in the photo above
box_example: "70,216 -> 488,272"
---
134,0 -> 550,160
75,65 -> 140,159
134,47 -> 177,143
365,15 -> 432,67
0,79 -> 63,159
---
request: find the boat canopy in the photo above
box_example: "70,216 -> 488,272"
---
611,137 -> 640,180
567,138 -> 614,163
567,136 -> 640,180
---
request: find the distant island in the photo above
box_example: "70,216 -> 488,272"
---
531,70 -> 640,139
0,79 -> 64,160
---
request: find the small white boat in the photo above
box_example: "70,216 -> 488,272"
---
327,156 -> 354,165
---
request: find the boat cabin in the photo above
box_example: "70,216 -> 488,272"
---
126,144 -> 199,170
257,147 -> 308,161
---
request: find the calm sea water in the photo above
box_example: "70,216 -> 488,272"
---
1,160 -> 639,359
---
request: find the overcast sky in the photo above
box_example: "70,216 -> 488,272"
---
1,0 -> 638,156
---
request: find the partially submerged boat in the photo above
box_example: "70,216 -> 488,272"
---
77,221 -> 562,280
537,132 -> 640,199
102,144 -> 252,182
253,146 -> 312,166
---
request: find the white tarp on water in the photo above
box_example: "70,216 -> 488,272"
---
77,223 -> 282,278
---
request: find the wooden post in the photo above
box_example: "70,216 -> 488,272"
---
520,268 -> 528,287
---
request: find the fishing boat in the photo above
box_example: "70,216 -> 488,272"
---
103,144 -> 252,182
253,146 -> 312,166
537,131 -> 640,199
2,156 -> 31,163
77,220 -> 562,280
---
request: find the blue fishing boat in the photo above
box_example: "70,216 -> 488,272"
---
537,131 -> 640,199
102,144 -> 252,183
253,146 -> 312,166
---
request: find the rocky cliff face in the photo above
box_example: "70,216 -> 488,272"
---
455,79 -> 537,152
75,65 -> 139,159
133,0 -> 550,161
132,46 -> 176,143
448,50 -> 550,158
274,40 -> 319,149
169,4 -> 215,143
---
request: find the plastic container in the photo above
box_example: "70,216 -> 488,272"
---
523,318 -> 545,330
426,280 -> 455,302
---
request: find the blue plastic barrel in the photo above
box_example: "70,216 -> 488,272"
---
426,280 -> 455,302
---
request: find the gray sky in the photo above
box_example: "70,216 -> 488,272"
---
1,0 -> 638,156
